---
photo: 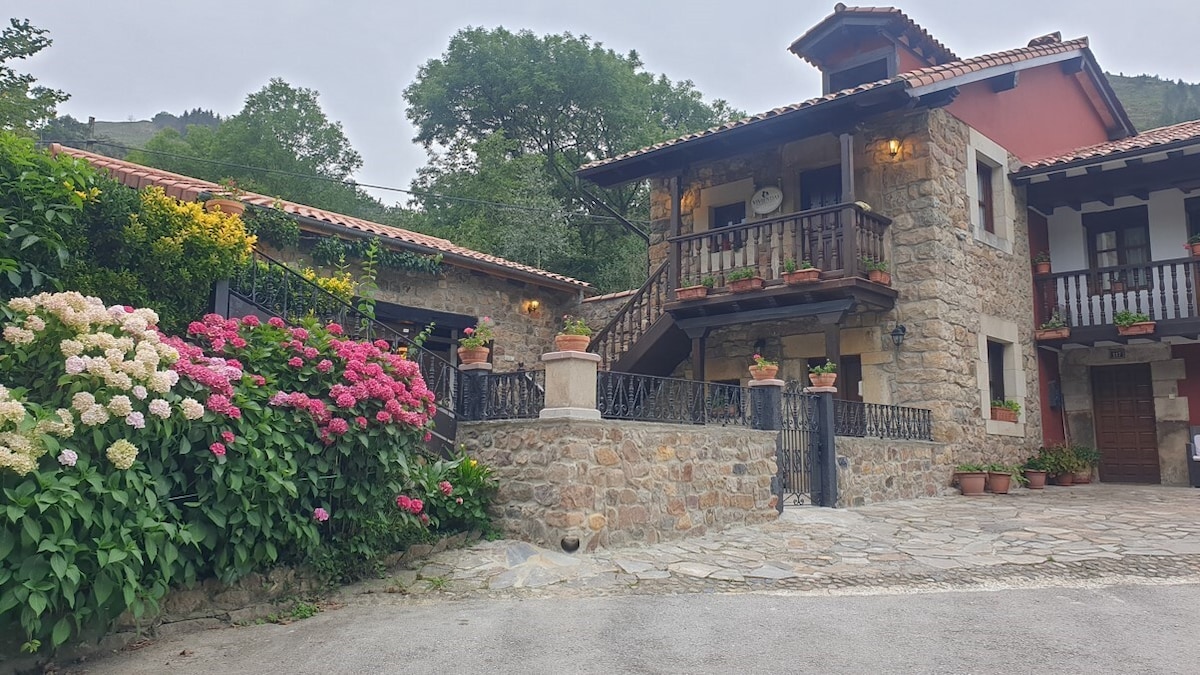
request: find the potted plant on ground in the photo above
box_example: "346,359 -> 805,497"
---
205,178 -> 247,216
1033,250 -> 1051,275
1035,311 -> 1070,341
555,315 -> 593,351
1072,445 -> 1100,484
1188,234 -> 1200,257
458,316 -> 494,364
676,276 -> 715,301
861,257 -> 891,285
1115,310 -> 1155,336
1022,454 -> 1049,489
808,359 -> 838,388
782,258 -> 820,284
955,463 -> 988,496
985,464 -> 1017,495
749,353 -> 779,380
727,267 -> 764,293
990,399 -> 1020,423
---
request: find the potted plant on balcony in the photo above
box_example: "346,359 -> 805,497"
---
555,315 -> 593,352
204,178 -> 247,216
749,353 -> 779,380
782,258 -> 820,284
727,267 -> 764,293
458,316 -> 495,364
861,258 -> 891,285
1033,250 -> 1051,275
1187,234 -> 1200,257
954,464 -> 988,496
1115,310 -> 1155,336
808,360 -> 838,388
1035,311 -> 1070,341
990,399 -> 1020,423
676,276 -> 714,301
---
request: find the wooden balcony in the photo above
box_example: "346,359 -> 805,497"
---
1035,257 -> 1200,345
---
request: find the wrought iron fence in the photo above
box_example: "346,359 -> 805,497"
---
833,400 -> 933,441
779,382 -> 820,507
595,371 -> 751,426
482,370 -> 544,420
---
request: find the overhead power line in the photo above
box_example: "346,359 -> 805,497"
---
42,140 -> 653,227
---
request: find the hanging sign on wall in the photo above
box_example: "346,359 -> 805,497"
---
751,186 -> 783,214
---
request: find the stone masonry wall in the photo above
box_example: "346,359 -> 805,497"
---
458,419 -> 778,551
836,437 -> 956,507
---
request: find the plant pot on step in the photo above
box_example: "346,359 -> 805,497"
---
868,269 -> 892,286
728,277 -> 765,293
1117,321 -> 1155,336
1035,327 -> 1070,341
457,346 -> 490,364
958,472 -> 987,496
205,198 -> 245,216
987,471 -> 1013,495
1023,469 -> 1047,489
675,285 -> 709,301
1073,470 -> 1093,484
1053,472 -> 1075,486
749,364 -> 779,380
554,334 -> 591,352
808,372 -> 837,388
782,269 -> 821,285
990,406 -> 1018,423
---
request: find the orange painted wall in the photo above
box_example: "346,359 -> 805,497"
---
945,63 -> 1112,162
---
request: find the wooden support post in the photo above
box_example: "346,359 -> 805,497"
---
668,175 -> 682,299
839,132 -> 855,203
690,333 -> 707,382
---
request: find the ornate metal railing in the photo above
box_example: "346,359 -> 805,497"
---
669,202 -> 890,290
221,249 -> 461,454
595,371 -> 751,426
779,382 -> 820,507
833,400 -> 933,441
1034,257 -> 1199,328
483,370 -> 544,420
589,260 -> 669,371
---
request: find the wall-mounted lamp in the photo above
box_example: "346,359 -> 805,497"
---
887,138 -> 901,158
889,324 -> 907,349
522,299 -> 541,315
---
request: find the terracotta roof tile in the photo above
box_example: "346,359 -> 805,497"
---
791,6 -> 958,65
52,145 -> 590,291
1022,119 -> 1200,170
579,37 -> 1088,174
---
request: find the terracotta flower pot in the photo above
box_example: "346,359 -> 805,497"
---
1034,261 -> 1051,275
728,277 -> 765,293
868,269 -> 891,286
1024,469 -> 1047,489
1117,321 -> 1155,336
205,198 -> 245,216
457,346 -> 490,364
676,285 -> 709,301
782,269 -> 820,285
749,364 -> 779,380
958,472 -> 987,496
555,334 -> 591,352
1073,470 -> 1092,484
809,372 -> 837,388
1190,242 -> 1200,256
990,407 -> 1018,423
1053,472 -> 1075,486
988,471 -> 1012,495
1035,327 -> 1069,341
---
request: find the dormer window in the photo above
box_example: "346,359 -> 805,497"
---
827,58 -> 891,93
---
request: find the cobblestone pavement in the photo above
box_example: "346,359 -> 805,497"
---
342,484 -> 1200,604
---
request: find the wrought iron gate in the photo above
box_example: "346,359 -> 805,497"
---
777,382 -> 837,509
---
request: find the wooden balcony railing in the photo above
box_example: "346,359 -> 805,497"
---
1035,257 -> 1200,328
668,203 -> 890,292
589,260 -> 669,370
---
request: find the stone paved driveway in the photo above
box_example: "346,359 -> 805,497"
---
345,484 -> 1200,603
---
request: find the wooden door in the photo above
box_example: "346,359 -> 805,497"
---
1092,364 -> 1160,483
799,166 -> 842,211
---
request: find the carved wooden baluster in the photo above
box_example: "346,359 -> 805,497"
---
1073,273 -> 1086,326
1171,263 -> 1181,319
1157,263 -> 1168,320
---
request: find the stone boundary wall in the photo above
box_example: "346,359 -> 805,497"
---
836,437 -> 957,507
458,419 -> 778,551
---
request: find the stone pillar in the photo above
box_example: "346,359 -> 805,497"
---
748,378 -> 784,431
805,386 -> 839,508
540,351 -> 601,420
458,362 -> 492,422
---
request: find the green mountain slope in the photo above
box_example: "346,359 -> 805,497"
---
1107,73 -> 1200,131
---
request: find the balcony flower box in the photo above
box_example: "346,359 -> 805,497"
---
1117,321 -> 1155,337
1034,327 -> 1069,341
990,406 -> 1018,423
675,285 -> 709,301
782,269 -> 821,284
868,269 -> 892,285
728,276 -> 764,293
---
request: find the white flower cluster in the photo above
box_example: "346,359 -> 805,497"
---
0,387 -> 75,476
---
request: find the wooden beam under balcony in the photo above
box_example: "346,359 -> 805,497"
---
1026,153 -> 1200,211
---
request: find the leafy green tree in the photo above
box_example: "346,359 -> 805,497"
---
0,19 -> 68,132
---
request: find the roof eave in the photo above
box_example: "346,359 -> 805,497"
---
1014,136 -> 1200,179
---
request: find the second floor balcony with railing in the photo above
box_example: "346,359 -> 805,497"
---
667,202 -> 893,304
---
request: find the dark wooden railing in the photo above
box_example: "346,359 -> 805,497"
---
1034,257 -> 1199,327
669,203 -> 890,289
589,260 -> 669,371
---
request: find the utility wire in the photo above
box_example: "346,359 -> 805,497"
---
43,139 -> 654,227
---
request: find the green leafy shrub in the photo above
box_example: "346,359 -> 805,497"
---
243,203 -> 301,250
409,451 -> 498,534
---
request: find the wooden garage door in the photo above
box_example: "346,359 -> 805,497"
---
1092,364 -> 1160,483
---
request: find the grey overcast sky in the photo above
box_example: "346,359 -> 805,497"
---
9,0 -> 1200,204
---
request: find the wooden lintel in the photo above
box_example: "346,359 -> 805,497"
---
1085,165 -> 1105,174
1124,157 -> 1144,168
1168,150 -> 1186,160
1047,171 -> 1067,182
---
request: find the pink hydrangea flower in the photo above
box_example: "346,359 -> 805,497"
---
58,449 -> 78,467
242,315 -> 261,327
268,317 -> 286,328
317,359 -> 333,373
355,416 -> 368,428
409,498 -> 424,514
288,356 -> 303,368
290,328 -> 310,341
396,494 -> 411,510
456,497 -> 463,505
312,507 -> 330,522
327,418 -> 350,435
231,337 -> 247,349
252,375 -> 266,386
326,322 -> 344,335
209,442 -> 226,456
125,411 -> 146,429
439,480 -> 453,496
221,430 -> 236,443
303,347 -> 319,359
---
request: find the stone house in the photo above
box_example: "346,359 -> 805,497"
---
52,144 -> 591,372
577,5 -> 1146,474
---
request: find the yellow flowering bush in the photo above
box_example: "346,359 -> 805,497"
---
300,266 -> 356,303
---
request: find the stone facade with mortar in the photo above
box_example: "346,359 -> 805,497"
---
836,437 -> 956,507
458,419 -> 778,551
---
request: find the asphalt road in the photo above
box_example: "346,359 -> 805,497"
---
81,582 -> 1200,675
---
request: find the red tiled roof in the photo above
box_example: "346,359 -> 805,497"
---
789,5 -> 958,66
579,37 -> 1089,174
1021,119 -> 1200,171
51,145 -> 590,291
